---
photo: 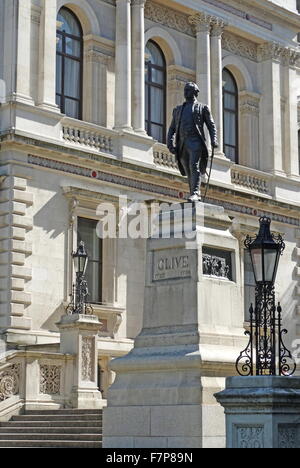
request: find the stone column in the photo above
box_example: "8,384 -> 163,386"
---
239,91 -> 261,169
37,0 -> 59,111
114,0 -> 132,131
258,43 -> 284,174
282,49 -> 300,177
57,314 -> 103,409
131,0 -> 146,134
189,13 -> 212,108
215,376 -> 300,449
15,0 -> 34,104
210,18 -> 226,153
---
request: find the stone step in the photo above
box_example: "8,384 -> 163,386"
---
12,414 -> 102,422
0,420 -> 102,428
0,440 -> 102,448
0,426 -> 101,434
25,409 -> 103,416
0,433 -> 102,441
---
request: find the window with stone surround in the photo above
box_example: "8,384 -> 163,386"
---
56,7 -> 83,120
145,41 -> 167,143
77,217 -> 103,304
223,68 -> 239,163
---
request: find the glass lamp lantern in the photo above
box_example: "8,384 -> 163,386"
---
245,217 -> 285,285
73,241 -> 88,277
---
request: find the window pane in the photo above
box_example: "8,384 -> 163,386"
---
65,98 -> 79,119
223,69 -> 236,93
225,145 -> 236,161
150,87 -> 164,124
57,9 -> 81,37
56,94 -> 61,108
224,92 -> 236,111
65,37 -> 81,58
64,58 -> 80,98
150,68 -> 164,85
145,42 -> 164,66
56,55 -> 62,94
56,33 -> 63,53
77,218 -> 102,303
224,111 -> 236,146
150,124 -> 163,143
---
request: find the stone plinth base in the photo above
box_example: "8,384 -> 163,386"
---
215,376 -> 300,448
57,314 -> 103,409
103,203 -> 246,448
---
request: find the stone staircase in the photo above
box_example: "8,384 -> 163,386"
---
0,409 -> 102,448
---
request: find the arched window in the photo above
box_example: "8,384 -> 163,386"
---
145,41 -> 166,143
223,68 -> 239,163
56,7 -> 83,119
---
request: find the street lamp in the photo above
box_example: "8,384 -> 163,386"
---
66,241 -> 93,315
236,217 -> 296,376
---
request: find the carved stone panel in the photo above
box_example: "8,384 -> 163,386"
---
278,426 -> 299,449
236,426 -> 264,448
202,247 -> 233,280
0,364 -> 21,402
81,336 -> 95,382
40,365 -> 61,395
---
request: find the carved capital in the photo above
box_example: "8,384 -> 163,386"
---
258,42 -> 285,62
188,12 -> 213,33
85,49 -> 112,65
210,17 -> 227,37
131,0 -> 146,6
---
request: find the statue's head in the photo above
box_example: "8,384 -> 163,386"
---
184,82 -> 199,100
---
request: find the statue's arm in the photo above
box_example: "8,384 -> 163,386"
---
203,105 -> 218,148
167,109 -> 177,154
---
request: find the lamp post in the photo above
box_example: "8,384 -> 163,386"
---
236,217 -> 296,376
66,241 -> 93,315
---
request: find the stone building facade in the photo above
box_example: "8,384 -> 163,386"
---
0,0 -> 299,438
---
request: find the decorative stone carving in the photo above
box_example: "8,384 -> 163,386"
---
236,426 -> 264,448
145,1 -> 194,37
202,251 -> 231,279
210,17 -> 227,37
0,364 -> 21,402
239,93 -> 260,116
81,336 -> 94,382
278,427 -> 298,449
188,12 -> 215,33
40,365 -> 61,395
258,42 -> 300,66
222,32 -> 258,62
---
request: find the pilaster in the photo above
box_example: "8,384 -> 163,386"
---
37,0 -> 59,112
258,42 -> 284,174
131,0 -> 146,134
84,42 -> 113,127
15,0 -> 34,105
114,0 -> 132,131
210,17 -> 227,155
239,91 -> 261,169
189,12 -> 212,108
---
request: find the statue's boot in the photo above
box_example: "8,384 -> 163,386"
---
188,171 -> 201,202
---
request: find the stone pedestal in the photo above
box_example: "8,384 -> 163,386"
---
103,203 -> 246,448
215,376 -> 300,448
57,314 -> 103,409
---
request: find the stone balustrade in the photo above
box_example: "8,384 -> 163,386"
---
231,166 -> 270,194
153,143 -> 179,171
62,118 -> 114,154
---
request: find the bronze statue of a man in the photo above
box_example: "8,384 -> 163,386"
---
167,82 -> 218,202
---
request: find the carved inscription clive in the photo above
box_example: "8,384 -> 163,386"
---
153,249 -> 191,281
